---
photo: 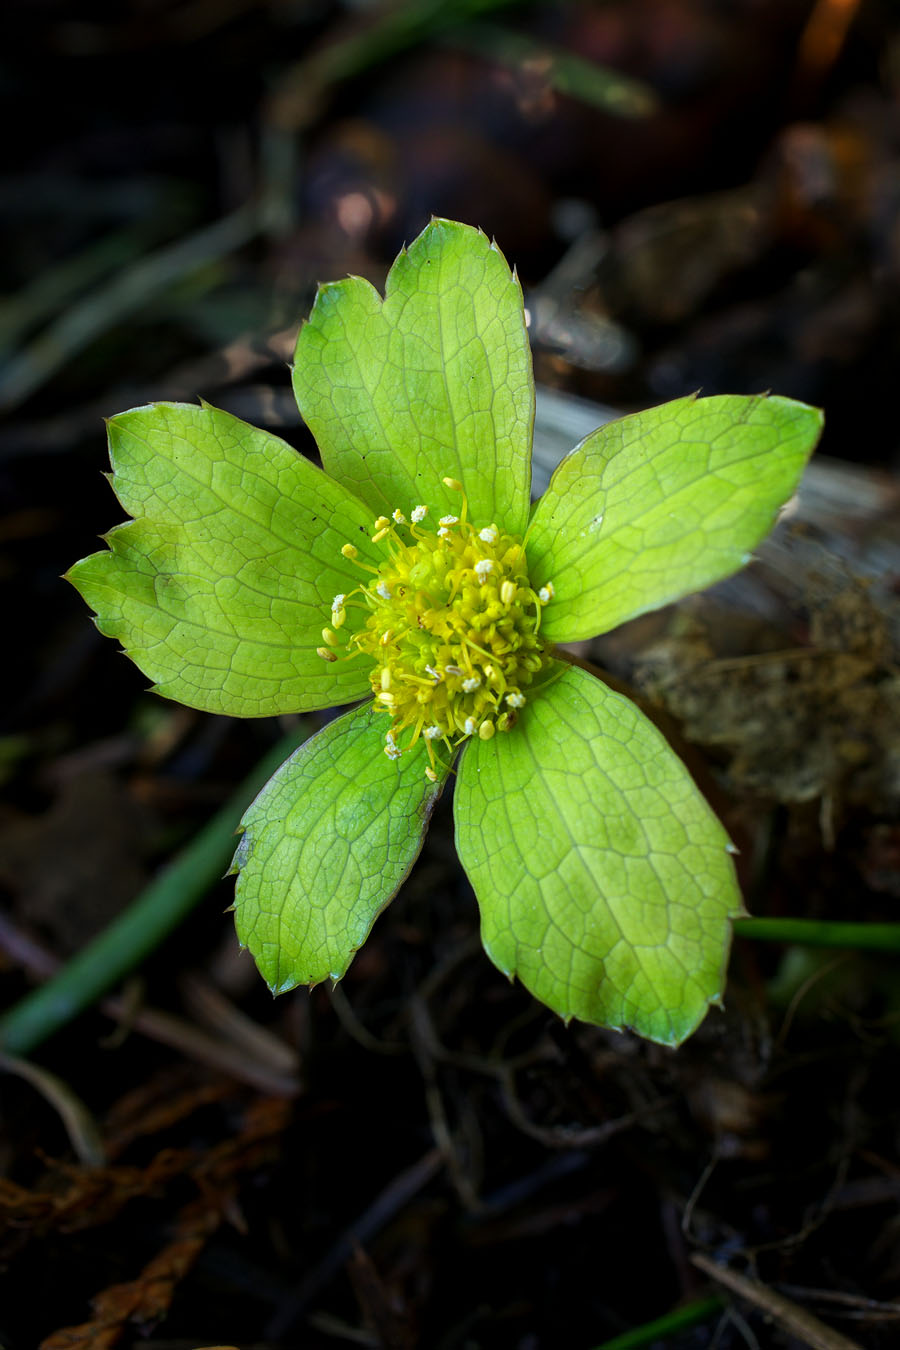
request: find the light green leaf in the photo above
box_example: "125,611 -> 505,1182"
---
232,702 -> 448,991
527,394 -> 823,642
454,663 -> 743,1045
66,401 -> 381,717
293,217 -> 534,535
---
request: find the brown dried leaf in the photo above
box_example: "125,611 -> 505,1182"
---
38,1202 -> 221,1349
36,1098 -> 291,1347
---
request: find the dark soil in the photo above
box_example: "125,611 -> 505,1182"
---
1,2 -> 899,1347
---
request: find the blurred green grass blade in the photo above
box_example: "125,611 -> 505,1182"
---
0,203 -> 260,414
447,21 -> 659,117
270,0 -> 526,126
735,917 -> 900,951
0,726 -> 306,1058
0,225 -> 162,357
592,1295 -> 725,1350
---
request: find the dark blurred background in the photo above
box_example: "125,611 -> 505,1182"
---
2,3 -> 900,1348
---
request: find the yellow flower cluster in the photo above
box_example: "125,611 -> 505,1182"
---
319,480 -> 553,776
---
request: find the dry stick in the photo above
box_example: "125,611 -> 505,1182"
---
101,998 -> 300,1098
691,1253 -> 864,1350
266,1147 -> 444,1338
409,994 -> 482,1212
179,971 -> 299,1075
0,1051 -> 106,1166
0,915 -> 299,1096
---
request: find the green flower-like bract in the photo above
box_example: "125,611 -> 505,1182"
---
68,219 -> 823,1045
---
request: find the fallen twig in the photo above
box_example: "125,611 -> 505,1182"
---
691,1252 -> 864,1350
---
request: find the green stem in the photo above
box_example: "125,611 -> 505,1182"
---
735,917 -> 900,952
0,728 -> 305,1058
591,1295 -> 725,1350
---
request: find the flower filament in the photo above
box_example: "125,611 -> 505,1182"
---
322,484 -> 553,773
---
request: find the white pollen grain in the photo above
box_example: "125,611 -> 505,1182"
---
462,677 -> 481,693
479,525 -> 498,543
475,559 -> 493,579
411,505 -> 428,522
331,594 -> 345,611
423,725 -> 442,740
376,581 -> 392,600
438,515 -> 459,528
506,692 -> 525,708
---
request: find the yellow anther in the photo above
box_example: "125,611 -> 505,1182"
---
424,766 -> 438,782
380,668 -> 392,691
392,508 -> 407,524
442,476 -> 463,491
478,720 -> 496,741
374,516 -> 390,530
341,543 -> 358,560
500,580 -> 517,606
322,627 -> 339,646
317,646 -> 337,663
380,629 -> 393,645
332,608 -> 346,629
372,527 -> 390,543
